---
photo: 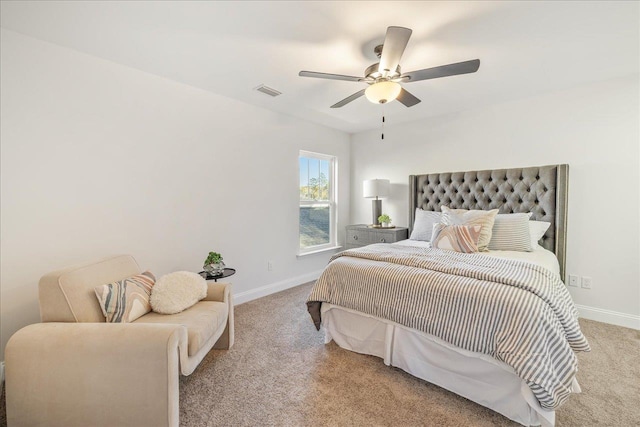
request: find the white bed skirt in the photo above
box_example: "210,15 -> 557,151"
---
321,304 -> 580,427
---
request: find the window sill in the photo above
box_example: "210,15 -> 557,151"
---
297,245 -> 342,258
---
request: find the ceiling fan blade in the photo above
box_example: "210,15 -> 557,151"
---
401,59 -> 480,83
330,89 -> 366,108
378,26 -> 412,76
299,71 -> 363,82
396,88 -> 421,107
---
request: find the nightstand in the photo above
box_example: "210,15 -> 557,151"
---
345,224 -> 409,249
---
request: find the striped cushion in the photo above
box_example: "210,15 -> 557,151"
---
94,271 -> 155,323
441,207 -> 498,251
488,213 -> 533,252
431,223 -> 482,253
409,209 -> 442,241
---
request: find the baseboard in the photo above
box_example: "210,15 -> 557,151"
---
0,361 -> 4,396
576,304 -> 640,330
233,270 -> 322,305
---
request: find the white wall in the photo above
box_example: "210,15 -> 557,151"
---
0,29 -> 350,359
350,74 -> 640,328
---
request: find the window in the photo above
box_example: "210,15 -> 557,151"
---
299,151 -> 337,254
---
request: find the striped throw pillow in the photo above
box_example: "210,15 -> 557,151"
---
488,213 -> 533,252
431,223 -> 482,253
94,271 -> 155,323
409,209 -> 442,241
441,207 -> 498,251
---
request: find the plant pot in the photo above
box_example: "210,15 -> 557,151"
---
203,261 -> 225,276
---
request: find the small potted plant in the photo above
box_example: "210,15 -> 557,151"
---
203,251 -> 225,276
378,214 -> 391,228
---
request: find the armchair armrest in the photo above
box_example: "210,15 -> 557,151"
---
204,281 -> 230,303
204,282 -> 234,349
6,323 -> 188,427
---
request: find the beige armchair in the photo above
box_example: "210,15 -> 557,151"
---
5,255 -> 234,427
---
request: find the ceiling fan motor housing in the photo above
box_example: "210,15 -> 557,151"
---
365,63 -> 401,81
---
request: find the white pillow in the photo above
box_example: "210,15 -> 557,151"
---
441,207 -> 498,252
529,220 -> 551,248
409,209 -> 442,241
488,213 -> 533,252
150,271 -> 208,315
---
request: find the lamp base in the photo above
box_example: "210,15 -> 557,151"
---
372,199 -> 382,226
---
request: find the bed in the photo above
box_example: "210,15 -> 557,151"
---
306,164 -> 589,427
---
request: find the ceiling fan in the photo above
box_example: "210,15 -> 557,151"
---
299,26 -> 480,108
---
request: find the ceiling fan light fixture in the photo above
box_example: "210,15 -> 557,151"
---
365,81 -> 401,104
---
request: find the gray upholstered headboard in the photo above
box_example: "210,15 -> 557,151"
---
409,164 -> 569,279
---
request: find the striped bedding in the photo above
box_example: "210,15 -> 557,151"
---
306,244 -> 590,410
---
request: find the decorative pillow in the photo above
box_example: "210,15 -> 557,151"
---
94,271 -> 155,323
150,271 -> 208,315
529,220 -> 551,248
431,223 -> 482,253
409,208 -> 442,241
441,207 -> 498,251
488,213 -> 533,252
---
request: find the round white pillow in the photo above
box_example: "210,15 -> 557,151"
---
150,271 -> 208,315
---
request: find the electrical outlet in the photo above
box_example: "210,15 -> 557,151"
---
581,277 -> 592,289
267,261 -> 273,271
568,275 -> 579,287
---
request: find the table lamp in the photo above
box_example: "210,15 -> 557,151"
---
363,179 -> 390,225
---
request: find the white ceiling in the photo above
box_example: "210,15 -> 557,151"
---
1,1 -> 638,133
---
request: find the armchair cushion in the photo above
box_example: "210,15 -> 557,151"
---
94,271 -> 156,322
134,300 -> 228,357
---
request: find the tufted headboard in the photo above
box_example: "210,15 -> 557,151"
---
409,164 -> 569,279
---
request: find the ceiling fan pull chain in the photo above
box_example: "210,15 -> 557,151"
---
381,107 -> 385,140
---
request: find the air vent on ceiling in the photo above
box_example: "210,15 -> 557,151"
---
255,84 -> 282,97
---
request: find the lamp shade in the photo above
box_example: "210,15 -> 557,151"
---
365,81 -> 401,104
363,179 -> 390,198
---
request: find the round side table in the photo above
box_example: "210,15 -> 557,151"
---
198,268 -> 236,282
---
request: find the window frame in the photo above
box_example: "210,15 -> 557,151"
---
298,150 -> 338,255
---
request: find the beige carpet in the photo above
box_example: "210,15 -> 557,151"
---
1,281 -> 639,426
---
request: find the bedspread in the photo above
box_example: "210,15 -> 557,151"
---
306,244 -> 590,410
